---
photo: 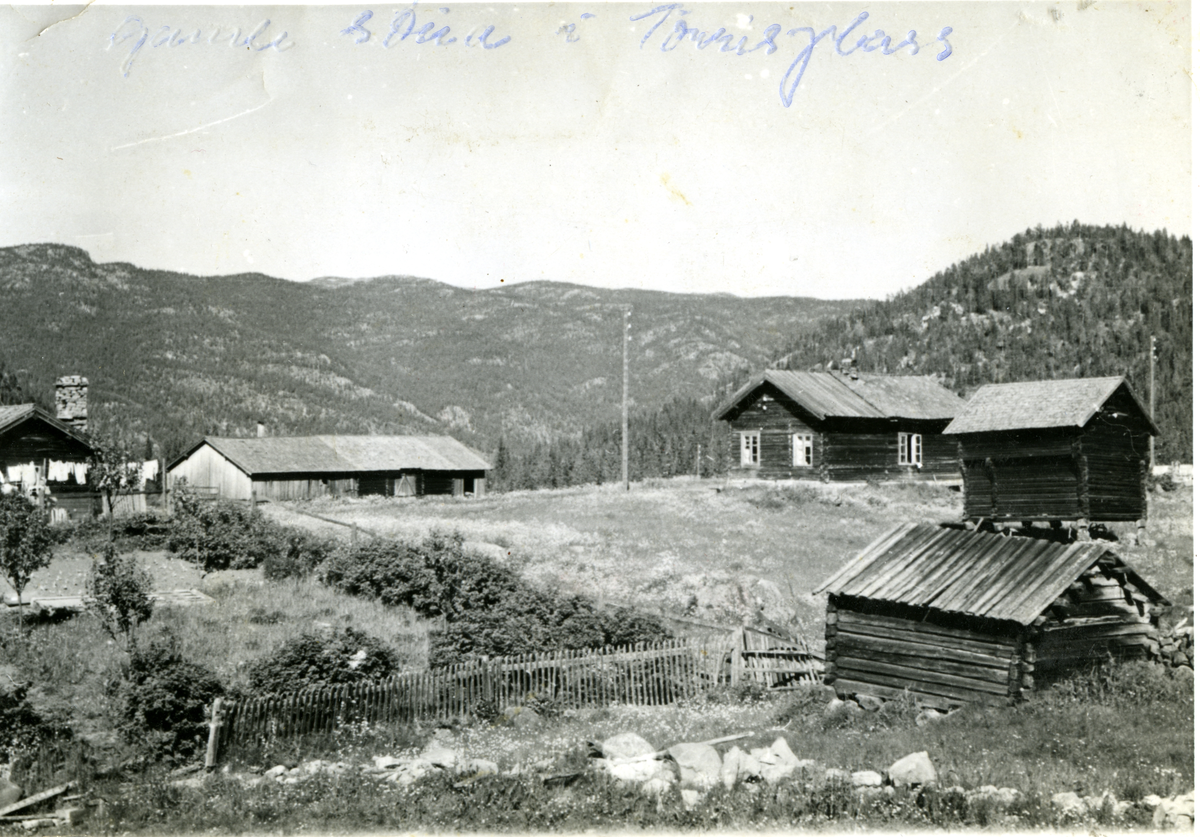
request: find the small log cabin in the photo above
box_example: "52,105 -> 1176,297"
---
168,435 -> 491,502
713,369 -> 965,481
943,376 -> 1157,525
815,522 -> 1168,709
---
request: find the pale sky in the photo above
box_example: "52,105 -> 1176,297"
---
0,1 -> 1191,298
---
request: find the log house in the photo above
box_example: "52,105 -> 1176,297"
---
713,369 -> 965,481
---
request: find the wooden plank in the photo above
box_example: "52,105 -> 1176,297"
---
837,608 -> 1016,648
831,677 -> 964,710
835,632 -> 1012,670
0,783 -> 76,818
836,656 -> 1011,696
837,614 -> 1015,654
833,664 -> 1012,706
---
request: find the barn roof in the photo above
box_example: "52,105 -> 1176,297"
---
713,370 -> 964,422
0,403 -> 94,448
171,435 -> 491,476
943,376 -> 1158,435
814,522 -> 1167,626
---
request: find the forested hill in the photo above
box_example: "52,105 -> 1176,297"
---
777,224 -> 1192,462
0,243 -> 854,458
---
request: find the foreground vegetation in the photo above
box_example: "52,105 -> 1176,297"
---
19,661 -> 1192,834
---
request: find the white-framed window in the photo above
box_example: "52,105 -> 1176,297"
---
898,432 -> 923,466
740,431 -> 760,467
792,433 -> 814,467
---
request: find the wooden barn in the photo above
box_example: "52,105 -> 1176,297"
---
944,376 -> 1157,525
815,522 -> 1168,708
167,435 -> 491,502
713,369 -> 965,481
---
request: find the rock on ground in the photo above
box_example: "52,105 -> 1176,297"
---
887,751 -> 937,788
1051,791 -> 1088,821
851,770 -> 883,787
601,732 -> 656,761
667,743 -> 722,791
750,737 -> 803,785
1153,791 -> 1195,830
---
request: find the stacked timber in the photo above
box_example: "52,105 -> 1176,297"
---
825,599 -> 1020,710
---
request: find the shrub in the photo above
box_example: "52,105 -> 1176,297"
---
0,681 -> 72,763
86,541 -> 154,647
167,491 -> 286,571
263,531 -> 338,581
323,531 -> 671,665
120,636 -> 225,763
246,628 -> 401,695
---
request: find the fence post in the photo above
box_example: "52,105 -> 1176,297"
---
204,697 -> 224,770
731,628 -> 744,687
352,523 -> 359,544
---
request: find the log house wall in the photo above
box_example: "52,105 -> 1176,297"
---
825,596 -> 1021,709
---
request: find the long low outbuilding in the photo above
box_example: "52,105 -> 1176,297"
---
167,435 -> 491,501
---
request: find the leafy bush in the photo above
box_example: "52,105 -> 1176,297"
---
167,491 -> 286,571
246,628 -> 400,695
0,493 -> 54,621
262,531 -> 338,581
323,532 -> 671,665
120,636 -> 225,763
86,541 -> 154,646
1038,658 -> 1195,707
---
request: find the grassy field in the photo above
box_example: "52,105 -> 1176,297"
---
266,479 -> 1194,635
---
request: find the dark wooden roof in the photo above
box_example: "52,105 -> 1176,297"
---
815,522 -> 1167,625
169,435 -> 491,476
0,404 -> 94,448
713,370 -> 964,422
944,376 -> 1158,435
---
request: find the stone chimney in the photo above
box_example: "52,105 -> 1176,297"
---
55,376 -> 88,434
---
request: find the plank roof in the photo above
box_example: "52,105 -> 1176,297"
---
944,376 -> 1157,435
713,370 -> 964,422
814,522 -> 1167,626
174,435 -> 491,476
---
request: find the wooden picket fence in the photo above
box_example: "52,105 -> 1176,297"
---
207,632 -> 824,764
209,639 -> 718,763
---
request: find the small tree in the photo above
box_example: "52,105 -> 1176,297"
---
86,435 -> 143,537
0,494 -> 54,626
86,541 -> 154,649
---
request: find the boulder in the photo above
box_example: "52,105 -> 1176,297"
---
373,755 -> 403,770
1051,791 -> 1087,821
855,694 -> 886,713
720,746 -> 761,789
421,741 -> 459,770
1152,791 -> 1194,830
606,758 -> 666,785
823,697 -> 862,721
680,789 -> 701,810
667,743 -> 722,791
967,785 -> 1022,813
263,765 -> 288,780
756,737 -> 804,785
465,759 -> 498,776
601,732 -> 656,761
851,770 -> 883,787
887,751 -> 937,788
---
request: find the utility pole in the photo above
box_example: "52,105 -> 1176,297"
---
622,309 -> 630,491
1149,334 -> 1156,470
